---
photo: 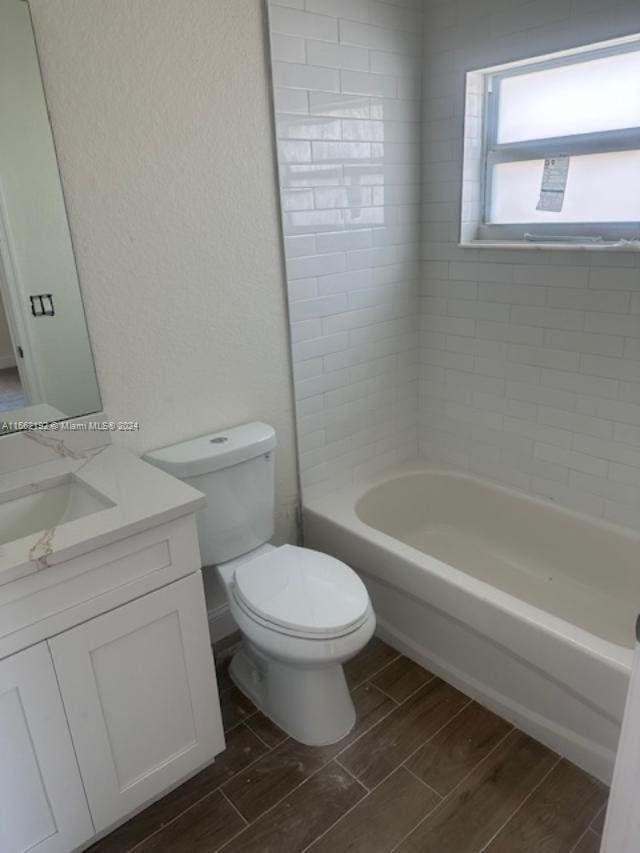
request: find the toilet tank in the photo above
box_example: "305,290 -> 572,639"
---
144,422 -> 277,566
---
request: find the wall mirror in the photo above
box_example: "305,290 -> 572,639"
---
0,0 -> 101,434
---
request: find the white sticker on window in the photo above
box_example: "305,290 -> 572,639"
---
537,156 -> 570,212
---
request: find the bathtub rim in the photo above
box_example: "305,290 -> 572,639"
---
304,460 -> 635,676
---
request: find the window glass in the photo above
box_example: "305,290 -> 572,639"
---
490,150 -> 640,223
497,51 -> 640,144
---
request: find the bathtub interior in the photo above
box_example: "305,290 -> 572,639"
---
355,471 -> 640,649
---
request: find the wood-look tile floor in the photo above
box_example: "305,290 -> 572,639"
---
91,637 -> 608,853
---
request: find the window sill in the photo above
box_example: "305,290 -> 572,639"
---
458,240 -> 640,252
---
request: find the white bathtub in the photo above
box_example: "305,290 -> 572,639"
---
304,462 -> 640,783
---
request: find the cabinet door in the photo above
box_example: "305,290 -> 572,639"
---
49,572 -> 225,834
0,643 -> 94,853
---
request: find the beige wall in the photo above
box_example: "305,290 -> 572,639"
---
29,0 -> 299,543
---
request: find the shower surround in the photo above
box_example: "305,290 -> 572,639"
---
268,0 -> 640,533
268,0 -> 423,496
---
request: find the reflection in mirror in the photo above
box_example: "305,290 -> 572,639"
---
0,0 -> 101,433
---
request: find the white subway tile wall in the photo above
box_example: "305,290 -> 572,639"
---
268,0 -> 424,498
268,0 -> 640,531
420,0 -> 640,531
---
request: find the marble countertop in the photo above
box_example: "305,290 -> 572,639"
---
0,441 -> 205,587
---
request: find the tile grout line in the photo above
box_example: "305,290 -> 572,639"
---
215,789 -> 254,852
215,657 -> 454,853
348,648 -> 402,691
367,681 -> 402,704
215,651 -> 423,840
231,686 -> 410,829
330,686 -> 474,798
126,721 -> 282,852
216,815 -> 256,853
220,756 -> 347,846
219,787 -> 249,827
330,689 -> 411,761
243,716 -> 285,751
398,696 -> 473,773
303,694 -> 476,853
297,762 -> 373,853
572,801 -> 606,853
365,649 -> 415,684
421,723 -> 516,802
127,786 -> 229,853
388,724 -> 518,853
243,726 -> 274,751
569,826 -> 599,853
221,706 -> 258,738
333,755 -> 371,792
215,677 -> 415,849
369,670 -> 437,705
357,694 -> 476,801
477,756 -> 563,853
332,670 -> 448,763
299,752 -> 443,853
590,802 -> 607,833
403,763 -> 445,801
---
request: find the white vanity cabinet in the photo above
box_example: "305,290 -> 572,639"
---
49,572 -> 222,835
0,643 -> 93,853
0,505 -> 225,853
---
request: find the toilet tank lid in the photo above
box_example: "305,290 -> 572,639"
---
143,422 -> 277,478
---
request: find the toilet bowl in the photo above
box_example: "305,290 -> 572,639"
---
144,422 -> 376,747
218,544 -> 375,745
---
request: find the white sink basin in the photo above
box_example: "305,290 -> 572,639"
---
0,477 -> 114,546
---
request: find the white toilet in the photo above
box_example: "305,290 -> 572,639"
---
145,422 -> 375,746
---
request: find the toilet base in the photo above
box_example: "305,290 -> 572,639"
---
229,642 -> 356,746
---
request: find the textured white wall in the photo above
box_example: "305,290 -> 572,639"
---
28,0 -> 299,543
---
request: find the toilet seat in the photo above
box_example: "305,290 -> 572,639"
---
232,544 -> 370,640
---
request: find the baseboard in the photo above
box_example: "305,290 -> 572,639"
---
208,603 -> 237,644
0,354 -> 16,370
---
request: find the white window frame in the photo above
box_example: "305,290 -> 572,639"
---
471,39 -> 640,245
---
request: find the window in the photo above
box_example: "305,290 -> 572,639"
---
463,38 -> 640,245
